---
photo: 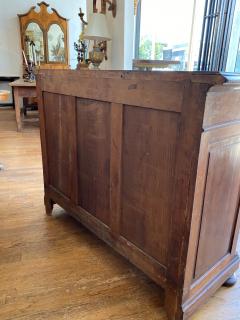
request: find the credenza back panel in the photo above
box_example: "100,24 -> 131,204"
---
44,93 -> 76,199
76,98 -> 111,225
121,106 -> 179,264
38,70 -> 240,320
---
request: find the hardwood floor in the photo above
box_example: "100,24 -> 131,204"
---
0,109 -> 239,320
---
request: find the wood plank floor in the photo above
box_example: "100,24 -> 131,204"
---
0,109 -> 239,320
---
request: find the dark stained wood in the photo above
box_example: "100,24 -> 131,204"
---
76,98 -> 111,226
43,92 -> 76,199
41,76 -> 184,113
121,106 -> 179,265
195,134 -> 240,278
37,70 -> 240,320
110,103 -> 123,236
204,84 -> 240,129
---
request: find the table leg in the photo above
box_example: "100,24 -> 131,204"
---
13,87 -> 22,131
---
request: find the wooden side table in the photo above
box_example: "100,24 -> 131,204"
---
9,79 -> 37,131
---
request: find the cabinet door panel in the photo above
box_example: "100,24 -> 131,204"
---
194,132 -> 240,278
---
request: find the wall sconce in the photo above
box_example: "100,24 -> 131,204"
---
93,0 -> 117,18
83,13 -> 111,69
103,0 -> 117,17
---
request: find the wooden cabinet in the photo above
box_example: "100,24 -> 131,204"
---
37,70 -> 240,320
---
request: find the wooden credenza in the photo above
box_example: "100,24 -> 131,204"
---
37,70 -> 240,320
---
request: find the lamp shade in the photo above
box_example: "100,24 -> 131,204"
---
84,13 -> 111,41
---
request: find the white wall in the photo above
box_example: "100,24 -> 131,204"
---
0,0 -> 86,76
124,0 -> 134,70
188,0 -> 206,71
226,0 -> 240,72
86,0 -> 134,70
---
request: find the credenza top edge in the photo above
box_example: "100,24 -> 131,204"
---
36,70 -> 232,85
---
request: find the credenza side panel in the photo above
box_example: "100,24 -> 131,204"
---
194,130 -> 240,278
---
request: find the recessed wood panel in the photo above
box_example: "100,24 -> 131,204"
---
43,92 -> 76,198
204,85 -> 240,129
76,98 -> 111,225
121,106 -> 179,265
195,140 -> 240,278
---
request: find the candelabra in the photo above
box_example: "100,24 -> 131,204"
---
24,62 -> 36,82
74,8 -> 89,69
74,38 -> 88,69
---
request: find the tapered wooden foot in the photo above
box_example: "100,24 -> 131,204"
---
44,195 -> 54,215
223,273 -> 237,287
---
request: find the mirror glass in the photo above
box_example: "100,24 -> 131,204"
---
25,22 -> 45,63
47,24 -> 65,62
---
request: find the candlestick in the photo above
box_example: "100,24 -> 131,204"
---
32,47 -> 35,65
22,50 -> 28,66
34,49 -> 37,65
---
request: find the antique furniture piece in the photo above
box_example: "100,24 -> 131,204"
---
18,1 -> 69,69
0,77 -> 19,108
10,79 -> 37,131
37,70 -> 240,320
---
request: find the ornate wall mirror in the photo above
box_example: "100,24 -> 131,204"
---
47,24 -> 65,62
18,1 -> 69,69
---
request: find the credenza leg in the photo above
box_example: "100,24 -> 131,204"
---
165,288 -> 184,320
223,273 -> 238,287
44,195 -> 54,215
